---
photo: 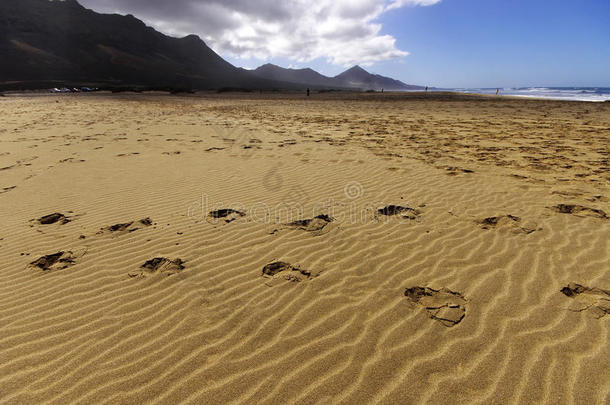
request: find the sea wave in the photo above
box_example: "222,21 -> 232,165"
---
446,87 -> 610,102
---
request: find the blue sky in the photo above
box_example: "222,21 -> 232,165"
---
82,0 -> 610,88
223,0 -> 610,88
382,0 -> 610,87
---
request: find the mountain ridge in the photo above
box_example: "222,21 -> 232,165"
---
0,0 -> 288,90
0,0 -> 423,91
251,63 -> 423,91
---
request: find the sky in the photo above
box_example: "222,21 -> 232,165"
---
77,0 -> 610,88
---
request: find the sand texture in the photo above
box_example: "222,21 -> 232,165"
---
0,92 -> 609,404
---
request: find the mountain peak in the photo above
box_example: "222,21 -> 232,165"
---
257,63 -> 312,72
251,63 -> 337,87
257,63 -> 280,69
346,65 -> 368,73
180,34 -> 203,43
44,0 -> 84,9
333,65 -> 421,90
335,65 -> 372,81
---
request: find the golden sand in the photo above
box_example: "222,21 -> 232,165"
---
0,92 -> 608,404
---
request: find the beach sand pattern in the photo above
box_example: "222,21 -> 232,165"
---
0,93 -> 608,404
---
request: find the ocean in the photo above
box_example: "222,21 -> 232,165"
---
444,87 -> 610,102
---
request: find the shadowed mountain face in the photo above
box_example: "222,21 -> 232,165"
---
252,64 -> 423,91
0,0 -> 421,91
0,0 -> 283,89
251,64 -> 338,88
334,65 -> 423,91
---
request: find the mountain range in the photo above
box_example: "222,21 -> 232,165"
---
251,64 -> 421,91
0,0 -> 423,91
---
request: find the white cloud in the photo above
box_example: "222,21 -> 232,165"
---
78,0 -> 442,66
386,0 -> 443,11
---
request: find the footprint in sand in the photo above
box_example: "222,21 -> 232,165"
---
271,214 -> 334,235
35,212 -> 71,225
289,214 -> 333,231
404,286 -> 467,327
478,215 -> 538,234
1,186 -> 16,194
441,166 -> 474,176
551,204 -> 608,219
378,205 -> 422,221
30,249 -> 86,272
99,218 -> 153,234
586,195 -> 608,203
208,209 -> 245,224
0,164 -> 16,171
262,262 -> 317,284
561,283 -> 609,319
129,257 -> 185,278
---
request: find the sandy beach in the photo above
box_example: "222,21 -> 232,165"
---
0,92 -> 608,404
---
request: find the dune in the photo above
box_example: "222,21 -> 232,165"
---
0,92 -> 608,404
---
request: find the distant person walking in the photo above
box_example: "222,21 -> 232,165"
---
307,88 -> 310,97
425,86 -> 428,92
496,88 -> 500,95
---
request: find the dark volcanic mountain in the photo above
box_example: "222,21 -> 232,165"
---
252,64 -> 338,88
0,0 -> 285,90
252,64 -> 423,91
0,0 -> 422,91
334,65 -> 422,91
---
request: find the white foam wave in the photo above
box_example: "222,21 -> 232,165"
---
448,87 -> 610,102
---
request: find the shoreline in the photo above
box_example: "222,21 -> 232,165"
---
2,89 -> 609,104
